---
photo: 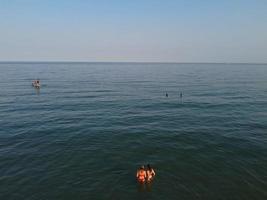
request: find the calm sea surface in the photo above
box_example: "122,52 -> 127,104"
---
0,63 -> 267,200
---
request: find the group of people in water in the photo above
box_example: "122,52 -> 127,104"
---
136,164 -> 156,183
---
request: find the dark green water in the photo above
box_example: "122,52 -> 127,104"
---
0,63 -> 267,200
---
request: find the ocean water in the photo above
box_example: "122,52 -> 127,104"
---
0,62 -> 267,200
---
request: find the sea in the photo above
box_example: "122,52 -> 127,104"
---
0,62 -> 267,200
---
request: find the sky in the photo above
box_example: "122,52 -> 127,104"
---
0,0 -> 267,63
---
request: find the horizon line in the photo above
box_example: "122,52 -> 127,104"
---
0,60 -> 267,65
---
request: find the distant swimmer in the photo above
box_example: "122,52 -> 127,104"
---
146,164 -> 155,182
136,165 -> 146,183
166,93 -> 168,97
180,92 -> 182,98
32,79 -> 41,88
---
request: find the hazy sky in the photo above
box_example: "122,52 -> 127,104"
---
1,0 -> 267,62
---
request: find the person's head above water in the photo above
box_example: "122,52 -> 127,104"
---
147,164 -> 152,171
140,165 -> 145,170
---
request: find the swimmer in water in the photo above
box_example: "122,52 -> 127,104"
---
166,93 -> 168,97
146,164 -> 156,182
136,165 -> 146,183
